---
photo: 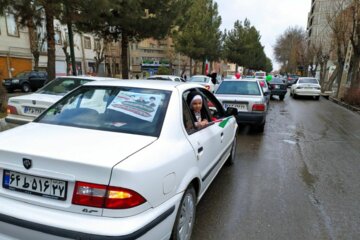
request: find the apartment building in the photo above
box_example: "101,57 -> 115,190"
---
0,13 -> 32,81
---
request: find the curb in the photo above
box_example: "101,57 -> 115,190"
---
329,97 -> 360,115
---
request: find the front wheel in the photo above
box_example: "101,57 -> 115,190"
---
21,83 -> 31,93
171,186 -> 196,240
279,94 -> 285,101
315,96 -> 320,100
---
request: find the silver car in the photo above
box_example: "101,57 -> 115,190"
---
215,79 -> 268,132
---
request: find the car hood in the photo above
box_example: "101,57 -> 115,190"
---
8,93 -> 62,107
0,123 -> 157,183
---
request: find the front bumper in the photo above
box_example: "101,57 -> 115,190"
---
236,112 -> 266,125
0,192 -> 181,240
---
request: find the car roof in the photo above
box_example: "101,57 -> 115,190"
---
191,75 -> 210,77
148,75 -> 179,78
84,79 -> 202,91
55,75 -> 120,81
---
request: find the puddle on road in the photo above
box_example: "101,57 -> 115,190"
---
301,163 -> 318,188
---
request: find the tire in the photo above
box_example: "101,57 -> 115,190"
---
279,95 -> 285,101
21,83 -> 31,93
315,96 -> 320,100
171,186 -> 196,240
253,123 -> 265,133
226,135 -> 237,166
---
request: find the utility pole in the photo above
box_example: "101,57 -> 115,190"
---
65,3 -> 76,76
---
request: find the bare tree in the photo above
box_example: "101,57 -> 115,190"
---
324,0 -> 353,95
94,38 -> 109,75
349,0 -> 360,89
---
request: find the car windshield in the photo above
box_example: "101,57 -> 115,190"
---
15,72 -> 30,78
35,86 -> 171,137
37,77 -> 92,95
269,78 -> 284,84
216,81 -> 261,95
299,78 -> 318,84
189,76 -> 208,83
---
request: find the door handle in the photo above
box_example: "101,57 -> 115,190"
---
198,147 -> 203,153
221,132 -> 224,137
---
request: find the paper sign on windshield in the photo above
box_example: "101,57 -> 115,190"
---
107,91 -> 162,122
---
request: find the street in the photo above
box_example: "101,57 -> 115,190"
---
1,93 -> 360,240
192,95 -> 360,240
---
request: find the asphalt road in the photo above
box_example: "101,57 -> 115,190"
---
192,94 -> 360,240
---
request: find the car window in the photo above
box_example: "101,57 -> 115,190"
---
189,77 -> 207,83
269,78 -> 284,84
199,89 -> 226,120
37,78 -> 92,95
298,78 -> 318,84
36,86 -> 172,137
16,72 -> 30,78
147,77 -> 171,81
216,81 -> 261,95
38,72 -> 46,78
182,99 -> 196,134
174,78 -> 181,82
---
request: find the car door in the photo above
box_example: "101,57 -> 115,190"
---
182,88 -> 235,190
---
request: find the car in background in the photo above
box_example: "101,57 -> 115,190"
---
2,71 -> 48,93
286,74 -> 300,87
0,80 -> 238,240
147,75 -> 186,82
268,77 -> 288,100
5,76 -> 117,124
215,79 -> 268,132
255,71 -> 266,80
188,75 -> 219,92
290,77 -> 321,100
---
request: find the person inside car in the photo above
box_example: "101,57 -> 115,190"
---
188,94 -> 209,129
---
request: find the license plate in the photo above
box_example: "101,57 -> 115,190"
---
24,106 -> 45,115
3,170 -> 67,200
225,103 -> 247,111
275,85 -> 280,89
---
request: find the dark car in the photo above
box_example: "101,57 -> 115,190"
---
2,71 -> 48,93
286,74 -> 300,87
268,77 -> 288,100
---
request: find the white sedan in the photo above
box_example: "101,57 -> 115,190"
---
188,75 -> 219,93
290,77 -> 321,100
0,80 -> 238,240
5,76 -> 117,125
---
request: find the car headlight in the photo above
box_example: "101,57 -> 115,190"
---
12,79 -> 19,84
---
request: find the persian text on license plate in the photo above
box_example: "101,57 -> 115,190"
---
2,170 -> 67,200
225,103 -> 247,111
24,106 -> 45,115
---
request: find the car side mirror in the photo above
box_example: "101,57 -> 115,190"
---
225,107 -> 238,116
264,91 -> 270,96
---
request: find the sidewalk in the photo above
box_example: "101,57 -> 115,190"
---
329,96 -> 360,115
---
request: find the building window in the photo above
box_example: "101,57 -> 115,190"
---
55,31 -> 62,45
5,12 -> 19,37
84,36 -> 91,49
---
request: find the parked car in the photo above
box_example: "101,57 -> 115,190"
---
290,77 -> 321,100
286,74 -> 300,87
188,75 -> 219,93
2,71 -> 48,93
215,79 -> 268,132
0,80 -> 238,239
5,76 -> 117,125
268,77 -> 288,100
147,75 -> 186,82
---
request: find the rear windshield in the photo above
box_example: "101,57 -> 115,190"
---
216,81 -> 261,95
37,78 -> 92,95
35,86 -> 171,137
269,78 -> 284,84
298,78 -> 318,84
189,76 -> 208,83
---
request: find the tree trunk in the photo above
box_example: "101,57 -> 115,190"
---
190,58 -> 192,77
121,32 -> 129,79
350,54 -> 360,89
45,11 -> 56,81
27,20 -> 39,71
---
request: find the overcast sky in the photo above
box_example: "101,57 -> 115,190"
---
216,0 -> 311,71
